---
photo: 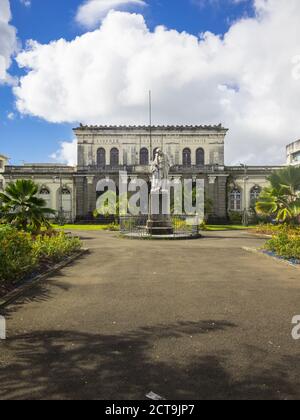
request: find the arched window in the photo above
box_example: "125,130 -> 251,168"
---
230,188 -> 242,211
183,148 -> 191,167
39,187 -> 51,209
110,148 -> 119,167
39,187 -> 51,207
97,148 -> 106,167
196,148 -> 205,166
140,148 -> 149,165
40,187 -> 50,195
250,186 -> 261,204
61,187 -> 72,213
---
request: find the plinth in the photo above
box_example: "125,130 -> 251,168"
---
146,190 -> 174,236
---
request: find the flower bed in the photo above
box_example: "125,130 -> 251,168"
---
254,223 -> 300,236
0,225 -> 82,297
264,232 -> 300,264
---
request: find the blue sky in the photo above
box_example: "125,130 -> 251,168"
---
1,0 -> 299,166
0,0 -> 255,165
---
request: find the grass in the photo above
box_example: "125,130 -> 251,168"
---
52,223 -> 255,232
52,224 -> 119,231
205,224 -> 256,231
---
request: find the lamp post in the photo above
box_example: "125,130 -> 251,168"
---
240,163 -> 249,226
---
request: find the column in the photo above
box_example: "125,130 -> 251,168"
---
75,176 -> 86,219
86,175 -> 96,216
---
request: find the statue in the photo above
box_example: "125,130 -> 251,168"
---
147,148 -> 173,234
150,149 -> 171,192
147,148 -> 174,235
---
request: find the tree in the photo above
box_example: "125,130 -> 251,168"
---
256,166 -> 300,223
0,180 -> 56,232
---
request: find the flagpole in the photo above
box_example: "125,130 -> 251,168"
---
148,90 -> 153,220
149,90 -> 152,160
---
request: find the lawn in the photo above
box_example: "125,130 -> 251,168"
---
205,225 -> 256,231
52,223 -> 255,232
52,224 -> 119,231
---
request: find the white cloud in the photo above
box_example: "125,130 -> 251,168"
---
20,0 -> 31,7
76,0 -> 146,29
14,1 -> 300,164
7,111 -> 15,120
51,139 -> 77,166
0,0 -> 17,84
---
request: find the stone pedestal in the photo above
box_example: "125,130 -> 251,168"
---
146,215 -> 174,235
146,190 -> 174,236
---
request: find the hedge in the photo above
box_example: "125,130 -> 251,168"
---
265,232 -> 300,261
0,226 -> 81,286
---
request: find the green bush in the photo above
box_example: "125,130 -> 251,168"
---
33,232 -> 81,262
255,223 -> 300,236
0,226 -> 37,284
228,211 -> 243,224
265,232 -> 300,260
0,226 -> 82,287
104,223 -> 120,232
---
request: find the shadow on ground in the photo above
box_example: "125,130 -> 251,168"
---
0,277 -> 71,320
1,320 -> 299,400
0,254 -> 90,319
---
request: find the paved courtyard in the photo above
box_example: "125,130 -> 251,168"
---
0,230 -> 300,400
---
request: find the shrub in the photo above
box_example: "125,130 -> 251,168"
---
0,226 -> 37,284
265,232 -> 300,260
255,223 -> 300,236
105,223 -> 120,232
228,211 -> 243,224
32,232 -> 82,263
0,226 -> 82,287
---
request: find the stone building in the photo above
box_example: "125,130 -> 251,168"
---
0,125 -> 288,223
287,140 -> 300,166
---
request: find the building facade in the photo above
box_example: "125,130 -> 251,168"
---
287,140 -> 300,166
0,125 -> 289,223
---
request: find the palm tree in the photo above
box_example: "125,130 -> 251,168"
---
0,179 -> 56,232
256,166 -> 300,223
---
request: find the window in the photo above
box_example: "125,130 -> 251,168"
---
140,148 -> 149,165
97,148 -> 106,167
250,186 -> 261,204
39,187 -> 51,209
61,187 -> 71,195
183,148 -> 191,167
294,152 -> 300,162
110,148 -> 119,167
61,188 -> 72,213
196,148 -> 205,166
230,188 -> 242,211
40,187 -> 50,195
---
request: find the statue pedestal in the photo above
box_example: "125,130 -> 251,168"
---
146,190 -> 174,236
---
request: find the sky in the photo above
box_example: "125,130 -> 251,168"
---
0,0 -> 300,166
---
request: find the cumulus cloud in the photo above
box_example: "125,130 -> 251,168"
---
14,0 -> 300,164
51,139 -> 77,166
76,0 -> 146,29
0,0 -> 17,84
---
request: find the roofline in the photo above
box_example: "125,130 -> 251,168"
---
286,139 -> 300,149
73,124 -> 229,132
226,165 -> 286,171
